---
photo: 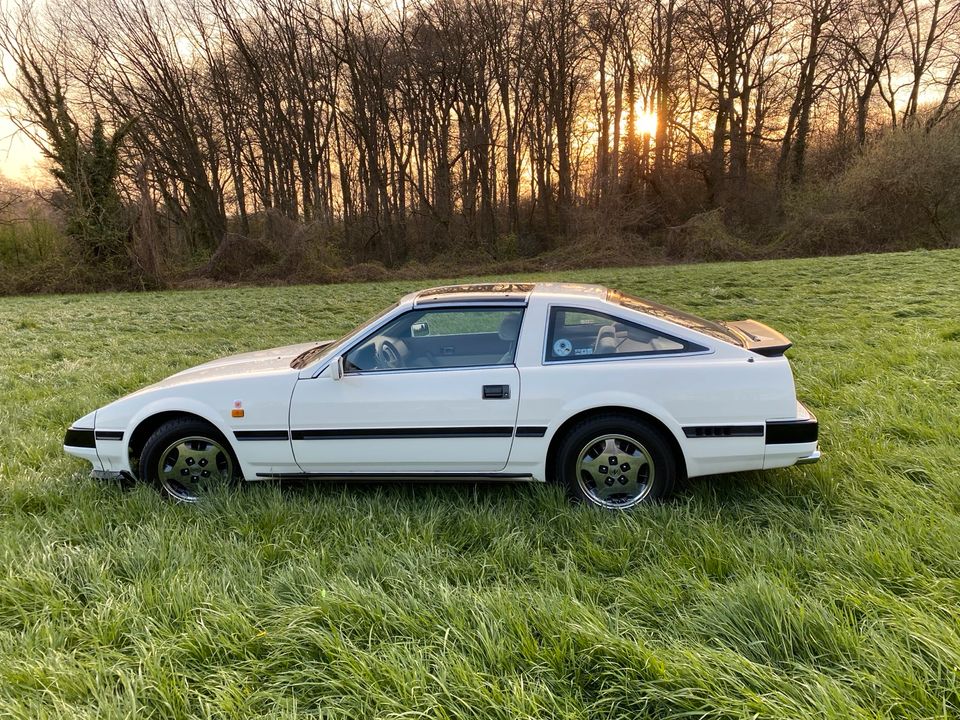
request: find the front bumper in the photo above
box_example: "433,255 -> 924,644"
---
64,427 -> 96,448
64,426 -> 103,470
65,416 -> 133,475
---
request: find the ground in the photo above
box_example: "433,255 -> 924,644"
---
0,249 -> 958,719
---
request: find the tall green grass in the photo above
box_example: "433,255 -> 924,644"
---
0,249 -> 958,718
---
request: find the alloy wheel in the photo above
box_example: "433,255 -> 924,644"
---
156,435 -> 234,502
575,433 -> 655,509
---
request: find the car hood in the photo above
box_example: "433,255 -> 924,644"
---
150,340 -> 332,389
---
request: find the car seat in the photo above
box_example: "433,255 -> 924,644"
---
498,314 -> 522,363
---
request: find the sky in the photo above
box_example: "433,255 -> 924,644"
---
0,117 -> 44,183
0,41 -> 46,184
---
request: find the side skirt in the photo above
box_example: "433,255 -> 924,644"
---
254,471 -> 541,483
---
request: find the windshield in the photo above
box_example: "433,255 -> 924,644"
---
607,290 -> 745,347
290,302 -> 400,369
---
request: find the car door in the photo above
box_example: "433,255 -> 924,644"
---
289,306 -> 524,474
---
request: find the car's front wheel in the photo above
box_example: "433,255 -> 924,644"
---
139,418 -> 239,502
555,414 -> 676,509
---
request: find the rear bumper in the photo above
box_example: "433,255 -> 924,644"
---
795,450 -> 821,465
763,403 -> 821,469
765,416 -> 819,445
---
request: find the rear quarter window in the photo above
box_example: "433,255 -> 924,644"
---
545,306 -> 708,361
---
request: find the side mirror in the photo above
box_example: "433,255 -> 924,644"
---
331,355 -> 345,380
411,321 -> 430,337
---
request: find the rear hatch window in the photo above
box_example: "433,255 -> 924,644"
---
608,290 -> 746,347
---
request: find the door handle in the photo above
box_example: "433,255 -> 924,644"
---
482,384 -> 510,399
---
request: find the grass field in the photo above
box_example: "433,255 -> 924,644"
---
1,249 -> 959,719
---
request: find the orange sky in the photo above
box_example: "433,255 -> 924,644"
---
0,118 -> 44,183
1,49 -> 45,184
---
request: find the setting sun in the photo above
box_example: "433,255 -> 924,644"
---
635,108 -> 658,137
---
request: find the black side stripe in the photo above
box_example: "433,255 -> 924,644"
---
683,425 -> 764,438
64,427 -> 96,448
292,427 -> 514,440
234,430 -> 291,441
235,426 -> 552,441
515,426 -> 547,437
95,430 -> 124,441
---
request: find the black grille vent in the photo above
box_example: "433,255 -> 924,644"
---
683,425 -> 764,439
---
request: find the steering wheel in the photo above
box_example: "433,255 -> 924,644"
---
375,339 -> 403,369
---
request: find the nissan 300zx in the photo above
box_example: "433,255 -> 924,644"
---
64,283 -> 820,509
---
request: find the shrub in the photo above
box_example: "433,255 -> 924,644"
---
840,121 -> 960,246
664,209 -> 757,262
784,120 -> 960,254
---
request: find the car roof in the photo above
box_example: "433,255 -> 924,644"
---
410,282 -> 608,307
413,283 -> 535,306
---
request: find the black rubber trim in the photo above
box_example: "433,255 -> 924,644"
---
256,471 -> 535,480
95,430 -> 124,441
765,418 -> 819,444
64,427 -> 96,448
415,297 -> 529,306
683,425 -> 764,438
92,469 -> 135,481
515,426 -> 547,437
234,430 -> 290,441
292,427 -> 514,440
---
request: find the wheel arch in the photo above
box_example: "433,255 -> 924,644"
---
127,410 -> 232,479
544,406 -> 688,483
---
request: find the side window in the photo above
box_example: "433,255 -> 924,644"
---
345,307 -> 524,372
545,307 -> 706,361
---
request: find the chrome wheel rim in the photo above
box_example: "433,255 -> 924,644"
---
575,433 -> 655,509
156,435 -> 233,502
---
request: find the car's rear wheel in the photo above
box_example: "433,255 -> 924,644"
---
555,414 -> 676,509
139,418 -> 238,502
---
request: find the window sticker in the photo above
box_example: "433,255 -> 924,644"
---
552,338 -> 573,357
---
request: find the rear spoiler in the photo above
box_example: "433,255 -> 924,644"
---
723,319 -> 793,357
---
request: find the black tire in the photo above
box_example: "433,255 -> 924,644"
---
554,414 -> 677,509
139,417 -> 240,502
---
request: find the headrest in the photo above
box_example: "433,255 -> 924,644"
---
498,314 -> 522,341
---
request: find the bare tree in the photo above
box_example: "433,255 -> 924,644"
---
3,0 -> 958,271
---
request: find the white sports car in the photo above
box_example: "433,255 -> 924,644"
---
64,283 -> 819,509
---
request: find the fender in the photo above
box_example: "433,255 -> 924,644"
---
99,396 -> 237,475
534,390 -> 766,480
546,390 -> 686,447
510,390 -> 687,481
